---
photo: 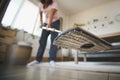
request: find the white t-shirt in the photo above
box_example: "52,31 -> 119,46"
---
39,1 -> 59,23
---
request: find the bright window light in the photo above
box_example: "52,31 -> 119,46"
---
2,0 -> 24,26
12,0 -> 39,33
2,0 -> 41,36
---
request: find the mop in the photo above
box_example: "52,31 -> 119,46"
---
53,27 -> 113,53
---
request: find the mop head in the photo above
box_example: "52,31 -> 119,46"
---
54,27 -> 112,53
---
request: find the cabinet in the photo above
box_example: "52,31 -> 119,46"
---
0,43 -> 8,62
6,44 -> 32,65
0,26 -> 16,63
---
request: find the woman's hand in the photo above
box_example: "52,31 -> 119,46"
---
47,23 -> 51,28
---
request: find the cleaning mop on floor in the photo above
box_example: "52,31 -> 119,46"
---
54,26 -> 113,53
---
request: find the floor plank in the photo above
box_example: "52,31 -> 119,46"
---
0,62 -> 120,80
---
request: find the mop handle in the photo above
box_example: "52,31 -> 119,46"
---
42,26 -> 62,33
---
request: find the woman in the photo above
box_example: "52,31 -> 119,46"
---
27,0 -> 60,66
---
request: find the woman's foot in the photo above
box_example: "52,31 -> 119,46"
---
49,60 -> 55,66
27,60 -> 39,67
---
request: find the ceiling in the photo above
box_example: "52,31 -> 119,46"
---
29,0 -> 113,15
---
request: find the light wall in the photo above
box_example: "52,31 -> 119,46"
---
65,0 -> 120,56
69,0 -> 120,36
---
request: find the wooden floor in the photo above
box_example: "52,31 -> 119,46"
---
0,62 -> 120,80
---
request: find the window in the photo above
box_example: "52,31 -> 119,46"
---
2,0 -> 41,36
2,0 -> 24,26
0,0 -> 10,24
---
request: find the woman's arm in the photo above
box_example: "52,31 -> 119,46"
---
47,8 -> 57,28
40,11 -> 43,28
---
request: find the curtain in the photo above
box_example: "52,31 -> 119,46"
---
0,0 -> 10,26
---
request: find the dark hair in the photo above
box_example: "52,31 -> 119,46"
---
40,0 -> 53,5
